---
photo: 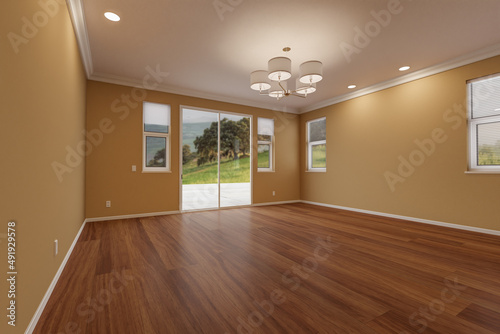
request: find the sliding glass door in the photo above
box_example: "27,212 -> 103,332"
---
219,113 -> 251,207
181,108 -> 251,211
181,109 -> 219,210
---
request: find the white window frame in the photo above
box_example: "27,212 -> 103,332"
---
257,117 -> 274,172
143,102 -> 171,173
307,117 -> 326,172
467,73 -> 500,173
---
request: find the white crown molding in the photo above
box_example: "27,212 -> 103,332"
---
89,72 -> 300,114
67,0 -> 500,116
66,0 -> 93,77
302,201 -> 500,237
300,43 -> 500,114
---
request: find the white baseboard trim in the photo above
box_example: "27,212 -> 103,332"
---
181,205 -> 252,213
252,200 -> 302,207
85,210 -> 181,222
301,200 -> 500,237
87,202 -> 302,220
25,218 -> 88,334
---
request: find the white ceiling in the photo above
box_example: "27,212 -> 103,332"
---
70,0 -> 500,113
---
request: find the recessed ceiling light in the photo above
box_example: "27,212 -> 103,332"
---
348,85 -> 356,89
399,66 -> 410,71
104,12 -> 120,22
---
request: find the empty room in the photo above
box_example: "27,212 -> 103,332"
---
2,0 -> 500,333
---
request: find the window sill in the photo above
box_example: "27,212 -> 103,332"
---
142,170 -> 172,173
465,170 -> 500,174
306,168 -> 326,173
257,169 -> 274,173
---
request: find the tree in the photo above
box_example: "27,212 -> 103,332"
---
148,148 -> 165,167
478,142 -> 500,165
194,122 -> 218,166
220,118 -> 241,160
194,117 -> 251,165
182,144 -> 195,165
237,118 -> 250,156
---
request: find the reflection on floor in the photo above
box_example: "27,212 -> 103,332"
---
182,183 -> 251,210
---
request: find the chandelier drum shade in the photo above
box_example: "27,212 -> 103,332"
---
299,61 -> 323,84
268,57 -> 292,81
250,49 -> 323,100
250,71 -> 271,91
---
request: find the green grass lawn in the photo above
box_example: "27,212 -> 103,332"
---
183,155 -> 253,184
478,148 -> 500,165
312,144 -> 326,168
257,150 -> 270,168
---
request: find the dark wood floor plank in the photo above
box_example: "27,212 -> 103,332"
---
458,286 -> 500,314
327,247 -> 471,316
457,303 -> 500,333
367,310 -> 442,334
217,241 -> 381,332
425,310 -> 498,334
34,203 -> 500,333
94,221 -> 132,275
141,215 -> 198,270
34,240 -> 100,333
445,270 -> 500,296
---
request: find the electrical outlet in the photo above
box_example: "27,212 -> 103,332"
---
273,191 -> 276,196
106,200 -> 111,208
54,239 -> 58,256
132,165 -> 136,172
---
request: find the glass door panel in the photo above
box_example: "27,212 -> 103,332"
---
181,109 -> 219,210
219,114 -> 251,207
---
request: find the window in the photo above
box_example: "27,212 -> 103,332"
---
257,118 -> 274,171
307,117 -> 326,171
143,102 -> 170,172
468,74 -> 500,172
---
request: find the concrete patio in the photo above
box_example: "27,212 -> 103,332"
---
182,183 -> 251,211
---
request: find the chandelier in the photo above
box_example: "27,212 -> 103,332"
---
250,48 -> 323,100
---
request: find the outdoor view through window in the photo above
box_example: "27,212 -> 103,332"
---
468,74 -> 500,170
307,117 -> 326,170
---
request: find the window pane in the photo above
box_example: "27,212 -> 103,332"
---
471,75 -> 500,119
144,102 -> 170,133
308,118 -> 326,142
146,136 -> 166,167
258,144 -> 270,168
258,118 -> 274,136
311,144 -> 326,168
477,122 -> 500,166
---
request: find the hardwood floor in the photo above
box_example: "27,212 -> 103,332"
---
34,203 -> 500,333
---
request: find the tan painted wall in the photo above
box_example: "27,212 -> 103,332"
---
85,81 -> 300,218
300,56 -> 500,232
0,0 -> 86,332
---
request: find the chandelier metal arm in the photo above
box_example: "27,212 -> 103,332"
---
290,92 -> 307,98
277,81 -> 306,99
278,80 -> 286,92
